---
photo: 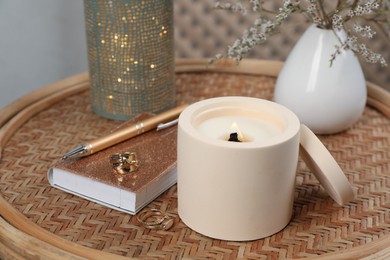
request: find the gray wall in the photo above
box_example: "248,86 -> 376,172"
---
0,0 -> 88,109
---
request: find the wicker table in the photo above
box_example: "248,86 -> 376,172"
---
0,60 -> 389,259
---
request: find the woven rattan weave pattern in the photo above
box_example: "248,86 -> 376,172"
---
1,70 -> 389,259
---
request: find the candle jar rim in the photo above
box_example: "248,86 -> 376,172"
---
178,96 -> 300,148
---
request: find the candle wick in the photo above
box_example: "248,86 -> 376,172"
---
228,132 -> 241,142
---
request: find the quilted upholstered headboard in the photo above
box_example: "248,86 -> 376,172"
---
174,0 -> 390,90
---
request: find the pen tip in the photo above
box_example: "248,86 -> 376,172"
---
62,145 -> 87,160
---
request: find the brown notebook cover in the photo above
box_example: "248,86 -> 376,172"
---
48,113 -> 177,214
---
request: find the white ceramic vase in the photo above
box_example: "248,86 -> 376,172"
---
274,25 -> 366,134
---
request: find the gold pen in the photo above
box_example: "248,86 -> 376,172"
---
62,104 -> 188,159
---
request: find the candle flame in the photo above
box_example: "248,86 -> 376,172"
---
230,122 -> 245,142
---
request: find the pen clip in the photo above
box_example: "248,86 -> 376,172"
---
157,118 -> 178,131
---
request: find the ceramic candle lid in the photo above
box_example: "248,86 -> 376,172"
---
299,125 -> 355,205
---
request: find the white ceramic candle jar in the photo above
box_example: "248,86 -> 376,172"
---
177,97 -> 354,241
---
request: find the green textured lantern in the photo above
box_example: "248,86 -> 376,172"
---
84,0 -> 175,120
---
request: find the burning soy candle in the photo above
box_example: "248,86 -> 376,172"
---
177,96 -> 301,241
177,96 -> 354,241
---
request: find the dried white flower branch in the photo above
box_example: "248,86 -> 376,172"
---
211,0 -> 390,66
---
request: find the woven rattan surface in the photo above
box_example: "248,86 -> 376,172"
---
1,68 -> 389,259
